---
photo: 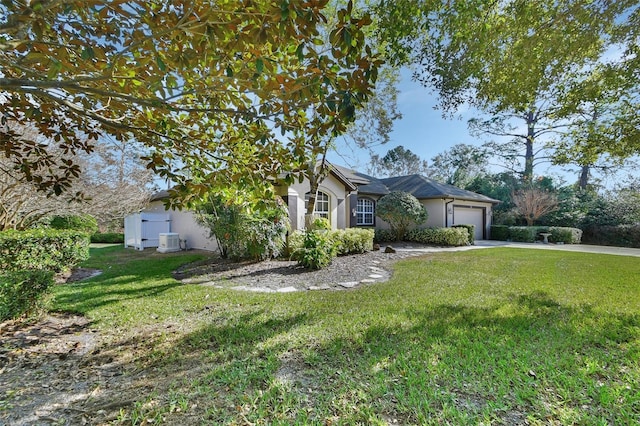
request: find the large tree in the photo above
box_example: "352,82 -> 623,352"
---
429,143 -> 489,188
0,0 -> 379,206
377,0 -> 638,183
367,145 -> 429,177
552,64 -> 640,189
0,124 -> 153,230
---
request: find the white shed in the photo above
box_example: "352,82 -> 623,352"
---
124,212 -> 171,250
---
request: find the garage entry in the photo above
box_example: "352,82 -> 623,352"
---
452,206 -> 485,240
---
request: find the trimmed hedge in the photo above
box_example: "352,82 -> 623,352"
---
405,227 -> 470,247
508,226 -> 538,243
582,225 -> 640,248
1,270 -> 54,321
549,227 -> 582,244
288,228 -> 375,258
452,224 -> 475,245
328,228 -> 374,255
490,225 -> 510,241
374,229 -> 396,243
0,229 -> 90,272
490,225 -> 582,244
50,214 -> 99,235
91,232 -> 125,243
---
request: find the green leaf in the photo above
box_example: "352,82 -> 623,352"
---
156,55 -> 166,71
81,46 -> 95,60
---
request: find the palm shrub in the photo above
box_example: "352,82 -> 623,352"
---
376,191 -> 428,240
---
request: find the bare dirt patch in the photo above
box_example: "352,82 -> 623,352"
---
0,313 -> 209,425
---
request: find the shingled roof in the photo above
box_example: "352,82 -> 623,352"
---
331,165 -> 499,204
379,174 -> 499,203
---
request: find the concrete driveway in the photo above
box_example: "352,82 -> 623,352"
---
392,240 -> 640,258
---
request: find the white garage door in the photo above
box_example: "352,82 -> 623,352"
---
453,207 -> 485,240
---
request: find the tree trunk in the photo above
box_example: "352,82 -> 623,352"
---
304,156 -> 330,229
523,110 -> 535,184
579,164 -> 590,190
305,170 -> 319,229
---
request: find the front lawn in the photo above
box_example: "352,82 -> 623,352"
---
51,246 -> 640,425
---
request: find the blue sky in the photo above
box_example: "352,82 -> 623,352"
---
327,70 -> 492,174
326,70 -> 630,188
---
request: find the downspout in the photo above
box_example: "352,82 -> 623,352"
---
444,198 -> 455,227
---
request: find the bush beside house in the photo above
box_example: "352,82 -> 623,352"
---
405,227 -> 470,246
197,196 -> 289,261
374,227 -> 472,246
452,224 -> 476,245
376,191 -> 428,241
288,228 -> 375,269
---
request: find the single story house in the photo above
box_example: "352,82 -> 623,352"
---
279,164 -> 500,240
127,163 -> 499,250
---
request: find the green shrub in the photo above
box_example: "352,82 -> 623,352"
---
0,270 -> 54,321
582,225 -> 640,248
288,228 -> 374,258
490,226 -> 582,244
405,227 -> 469,246
376,192 -> 428,241
91,233 -> 125,243
452,224 -> 475,245
197,196 -> 289,260
309,217 -> 331,231
374,228 -> 396,243
0,229 -> 90,272
49,214 -> 98,235
328,228 -> 374,255
295,230 -> 337,270
549,227 -> 582,244
286,231 -> 305,257
508,226 -> 538,243
490,225 -> 510,241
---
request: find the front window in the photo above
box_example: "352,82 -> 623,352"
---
314,191 -> 330,219
357,198 -> 375,225
305,191 -> 330,219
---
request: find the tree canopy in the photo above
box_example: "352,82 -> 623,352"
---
0,0 -> 379,205
376,0 -> 639,183
367,145 -> 429,177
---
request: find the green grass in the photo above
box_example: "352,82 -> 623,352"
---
51,246 -> 640,425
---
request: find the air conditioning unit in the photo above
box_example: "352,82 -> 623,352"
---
157,233 -> 180,253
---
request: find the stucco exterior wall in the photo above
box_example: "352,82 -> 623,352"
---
284,173 -> 349,230
421,199 -> 446,228
145,201 -> 218,251
364,196 -> 493,239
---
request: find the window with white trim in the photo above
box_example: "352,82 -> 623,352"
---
305,191 -> 330,219
356,198 -> 375,225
